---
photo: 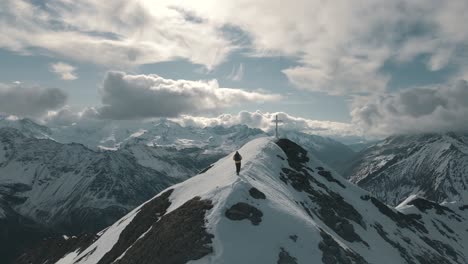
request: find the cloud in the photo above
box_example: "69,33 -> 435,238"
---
0,83 -> 67,117
227,63 -> 244,81
172,110 -> 357,138
3,1 -> 468,96
50,62 -> 78,80
179,0 -> 468,95
351,80 -> 468,136
45,107 -> 100,126
0,0 -> 233,69
97,71 -> 280,119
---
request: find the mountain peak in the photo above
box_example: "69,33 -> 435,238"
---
19,137 -> 468,264
347,131 -> 468,205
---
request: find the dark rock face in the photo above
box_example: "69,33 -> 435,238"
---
249,187 -> 266,199
317,170 -> 345,188
276,139 -> 309,171
15,189 -> 216,264
289,234 -> 298,242
407,198 -> 462,220
277,248 -> 297,264
276,139 -> 465,263
15,189 -> 174,264
276,139 -> 368,246
318,230 -> 368,264
114,196 -> 214,264
225,202 -> 263,225
0,205 -> 53,264
15,233 -> 97,264
98,189 -> 174,263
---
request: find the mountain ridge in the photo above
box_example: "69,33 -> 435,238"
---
17,137 -> 468,264
345,132 -> 468,206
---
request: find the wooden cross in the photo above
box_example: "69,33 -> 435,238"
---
272,114 -> 283,138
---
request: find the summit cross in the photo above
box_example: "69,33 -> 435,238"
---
272,114 -> 283,138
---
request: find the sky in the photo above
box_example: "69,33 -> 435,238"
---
1,0 -> 468,139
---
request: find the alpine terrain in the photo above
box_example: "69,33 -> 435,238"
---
0,116 -> 355,170
18,137 -> 468,264
0,117 -> 354,263
0,127 -> 178,263
345,133 -> 468,206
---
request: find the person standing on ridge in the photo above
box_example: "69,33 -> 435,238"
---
233,151 -> 242,175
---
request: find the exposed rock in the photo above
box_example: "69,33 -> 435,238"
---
276,139 -> 309,171
276,139 -> 368,246
318,230 -> 368,264
225,202 -> 263,225
199,164 -> 214,174
249,187 -> 266,199
98,189 -> 174,263
407,198 -> 460,219
317,170 -> 345,188
114,196 -> 214,264
15,233 -> 97,264
289,235 -> 298,242
277,248 -> 297,264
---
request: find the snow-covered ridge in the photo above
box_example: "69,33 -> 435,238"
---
345,132 -> 468,206
19,137 -> 467,264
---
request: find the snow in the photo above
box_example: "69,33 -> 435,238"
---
0,207 -> 5,219
349,132 -> 468,205
56,208 -> 140,264
50,135 -> 468,264
114,226 -> 153,262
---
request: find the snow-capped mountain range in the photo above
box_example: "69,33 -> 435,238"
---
17,137 -> 468,264
0,117 -> 355,263
345,133 -> 468,206
0,116 -> 356,170
0,126 -> 196,263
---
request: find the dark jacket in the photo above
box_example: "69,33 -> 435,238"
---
233,152 -> 242,163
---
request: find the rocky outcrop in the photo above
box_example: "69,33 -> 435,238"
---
225,202 -> 263,225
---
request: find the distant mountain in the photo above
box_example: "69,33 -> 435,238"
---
346,140 -> 380,152
282,130 -> 356,171
0,115 -> 51,139
344,133 -> 468,206
0,127 -> 183,262
18,138 -> 468,264
0,117 -> 355,171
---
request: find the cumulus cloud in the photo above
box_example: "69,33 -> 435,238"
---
97,72 -> 280,119
3,1 -> 468,95
45,107 -> 100,126
351,80 -> 468,136
50,62 -> 78,80
0,83 -> 67,117
0,0 -> 233,69
172,110 -> 357,138
180,0 -> 468,95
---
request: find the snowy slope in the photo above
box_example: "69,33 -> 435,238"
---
20,137 -> 468,264
345,133 -> 468,206
0,127 -> 178,233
